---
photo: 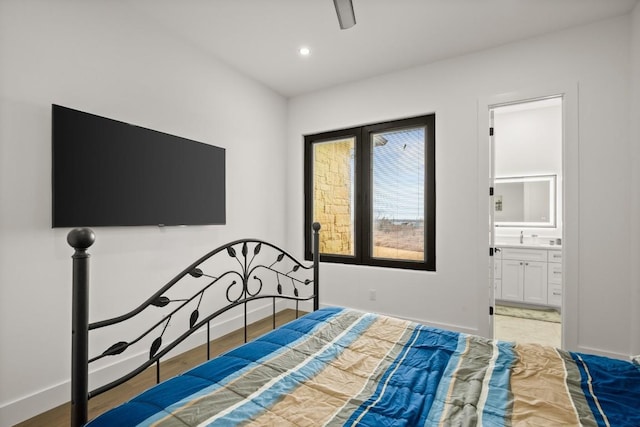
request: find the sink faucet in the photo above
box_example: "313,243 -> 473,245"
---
520,231 -> 524,244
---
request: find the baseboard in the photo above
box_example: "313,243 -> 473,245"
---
0,379 -> 69,427
573,345 -> 630,361
384,313 -> 479,336
0,300 -> 289,426
321,303 -> 479,336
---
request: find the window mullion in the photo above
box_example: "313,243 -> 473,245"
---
357,128 -> 371,264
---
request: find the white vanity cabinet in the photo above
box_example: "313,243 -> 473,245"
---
497,247 -> 555,306
501,259 -> 525,301
547,250 -> 563,307
522,261 -> 548,304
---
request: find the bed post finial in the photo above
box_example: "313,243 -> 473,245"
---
68,227 -> 96,250
312,222 -> 321,311
68,227 -> 95,427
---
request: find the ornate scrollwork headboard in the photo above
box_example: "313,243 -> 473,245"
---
68,223 -> 321,427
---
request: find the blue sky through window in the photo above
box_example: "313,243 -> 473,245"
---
372,127 -> 425,222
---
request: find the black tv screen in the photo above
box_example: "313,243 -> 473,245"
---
52,105 -> 225,227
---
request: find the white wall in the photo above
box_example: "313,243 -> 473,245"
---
287,15 -> 635,359
630,2 -> 640,357
0,1 -> 288,425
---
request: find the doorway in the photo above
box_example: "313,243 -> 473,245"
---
490,97 -> 563,347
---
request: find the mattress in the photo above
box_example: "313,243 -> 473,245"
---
86,307 -> 640,426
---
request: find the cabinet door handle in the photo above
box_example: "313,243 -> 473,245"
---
553,292 -> 561,296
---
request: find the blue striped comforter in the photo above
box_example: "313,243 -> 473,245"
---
86,307 -> 640,426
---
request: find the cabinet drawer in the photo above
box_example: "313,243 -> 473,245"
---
548,284 -> 562,306
548,262 -> 562,285
501,248 -> 547,262
548,250 -> 562,263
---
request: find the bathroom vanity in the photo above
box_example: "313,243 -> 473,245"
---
493,174 -> 562,308
494,244 -> 562,308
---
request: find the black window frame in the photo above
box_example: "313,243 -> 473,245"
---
304,114 -> 435,271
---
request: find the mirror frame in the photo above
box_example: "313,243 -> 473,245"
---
494,174 -> 557,228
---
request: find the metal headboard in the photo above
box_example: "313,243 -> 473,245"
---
68,223 -> 321,426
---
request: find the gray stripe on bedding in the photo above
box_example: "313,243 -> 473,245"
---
440,336 -> 494,426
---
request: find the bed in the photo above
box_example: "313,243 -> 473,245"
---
67,225 -> 640,426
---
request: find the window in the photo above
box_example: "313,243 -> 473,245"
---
304,114 -> 435,270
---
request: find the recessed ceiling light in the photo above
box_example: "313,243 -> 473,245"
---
299,47 -> 311,56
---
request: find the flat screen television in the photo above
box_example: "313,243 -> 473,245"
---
52,104 -> 225,227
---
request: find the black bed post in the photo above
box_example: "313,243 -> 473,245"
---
68,228 -> 95,427
312,222 -> 321,311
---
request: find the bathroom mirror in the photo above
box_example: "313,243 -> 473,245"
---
494,175 -> 556,227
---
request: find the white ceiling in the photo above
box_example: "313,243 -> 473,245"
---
127,0 -> 638,98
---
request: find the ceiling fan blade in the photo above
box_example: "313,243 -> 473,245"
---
334,0 -> 356,29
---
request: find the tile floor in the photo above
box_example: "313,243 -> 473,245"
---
494,314 -> 561,348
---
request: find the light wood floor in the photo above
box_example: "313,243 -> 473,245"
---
16,309 -> 303,427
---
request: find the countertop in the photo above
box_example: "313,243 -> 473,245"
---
495,242 -> 562,250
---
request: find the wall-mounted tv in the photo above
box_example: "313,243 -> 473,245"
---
52,105 -> 225,228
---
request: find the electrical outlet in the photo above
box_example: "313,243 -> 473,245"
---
369,289 -> 377,301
